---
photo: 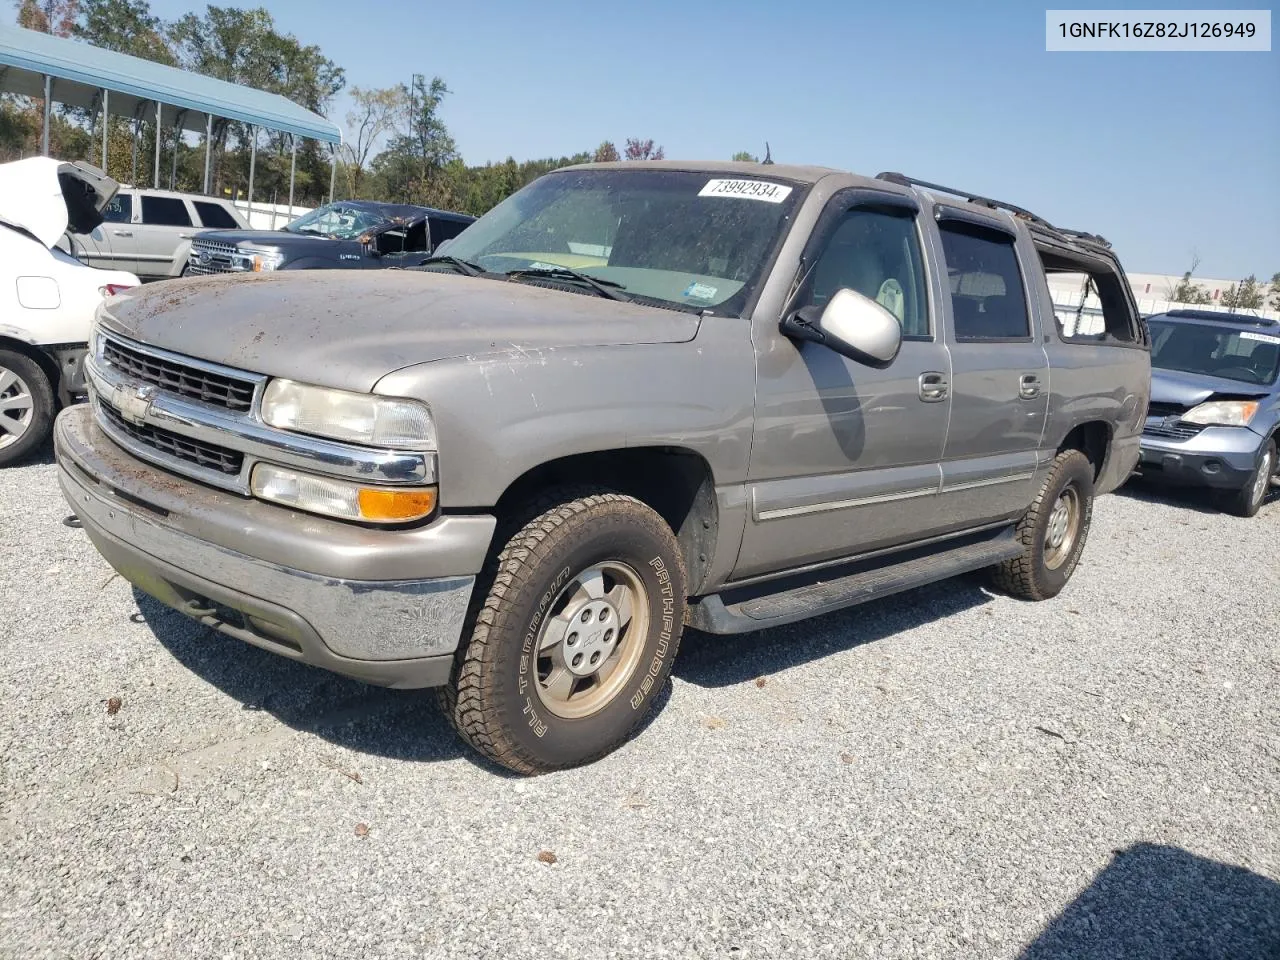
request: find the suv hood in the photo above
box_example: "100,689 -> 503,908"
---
0,158 -> 119,247
1151,367 -> 1271,408
99,269 -> 701,394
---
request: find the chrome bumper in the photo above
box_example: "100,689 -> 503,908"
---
56,406 -> 491,689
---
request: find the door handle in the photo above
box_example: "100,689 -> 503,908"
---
919,372 -> 949,402
1019,374 -> 1042,400
112,230 -> 133,237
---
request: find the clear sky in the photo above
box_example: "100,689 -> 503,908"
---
146,0 -> 1279,278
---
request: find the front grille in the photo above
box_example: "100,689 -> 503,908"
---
188,239 -> 244,275
1147,401 -> 1190,419
1143,419 -> 1206,442
102,337 -> 256,412
100,401 -> 244,475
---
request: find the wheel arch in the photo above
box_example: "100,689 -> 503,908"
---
493,446 -> 718,595
1055,419 -> 1112,482
0,335 -> 60,393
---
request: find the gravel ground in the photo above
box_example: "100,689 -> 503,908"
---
2,442 -> 1277,960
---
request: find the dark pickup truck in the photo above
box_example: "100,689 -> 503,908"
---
185,200 -> 475,275
57,161 -> 1150,774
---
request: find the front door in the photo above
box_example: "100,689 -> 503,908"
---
78,191 -> 135,272
933,211 -> 1049,526
735,195 -> 951,579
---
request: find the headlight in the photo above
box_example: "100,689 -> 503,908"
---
251,464 -> 437,523
1181,400 -> 1259,427
260,379 -> 436,449
238,248 -> 283,272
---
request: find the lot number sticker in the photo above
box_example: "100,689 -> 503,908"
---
699,179 -> 793,203
1240,331 -> 1280,344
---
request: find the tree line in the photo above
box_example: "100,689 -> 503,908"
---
1168,256 -> 1280,313
1,0 -> 688,216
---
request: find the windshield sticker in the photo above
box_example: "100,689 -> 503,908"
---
1239,331 -> 1280,344
683,282 -> 718,301
698,179 -> 793,203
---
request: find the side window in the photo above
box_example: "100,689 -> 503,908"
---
140,195 -> 192,227
193,201 -> 238,229
1039,254 -> 1140,344
102,194 -> 132,223
375,228 -> 407,255
803,206 -> 929,338
402,221 -> 428,253
429,217 -> 470,250
938,222 -> 1030,341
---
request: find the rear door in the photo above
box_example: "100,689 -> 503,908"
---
135,193 -> 196,279
932,208 -> 1049,526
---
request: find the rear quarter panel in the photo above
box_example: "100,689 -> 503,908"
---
1043,340 -> 1148,488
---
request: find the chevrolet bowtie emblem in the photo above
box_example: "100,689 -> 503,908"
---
114,384 -> 156,425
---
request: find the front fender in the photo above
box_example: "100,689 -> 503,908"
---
372,317 -> 756,508
169,239 -> 193,277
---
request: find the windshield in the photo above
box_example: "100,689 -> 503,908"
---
284,203 -> 391,240
440,168 -> 805,314
1148,319 -> 1280,386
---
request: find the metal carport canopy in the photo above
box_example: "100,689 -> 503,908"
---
0,23 -> 341,143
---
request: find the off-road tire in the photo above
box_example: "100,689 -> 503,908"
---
0,349 -> 55,467
992,449 -> 1094,601
1225,439 -> 1275,519
440,489 -> 686,775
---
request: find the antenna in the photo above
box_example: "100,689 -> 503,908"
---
762,142 -> 773,165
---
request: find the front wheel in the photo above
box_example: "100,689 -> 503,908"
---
0,349 -> 55,467
1225,439 -> 1275,518
992,449 -> 1095,601
441,490 -> 686,774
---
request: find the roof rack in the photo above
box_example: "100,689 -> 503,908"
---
1163,309 -> 1278,328
874,171 -> 1111,249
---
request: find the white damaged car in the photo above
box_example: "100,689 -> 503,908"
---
0,158 -> 138,465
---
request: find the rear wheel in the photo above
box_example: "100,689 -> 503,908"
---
0,349 -> 55,467
1225,440 -> 1275,518
441,490 -> 686,774
992,449 -> 1094,601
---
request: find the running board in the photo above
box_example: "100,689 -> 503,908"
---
687,528 -> 1021,635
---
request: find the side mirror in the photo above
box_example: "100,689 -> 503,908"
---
782,288 -> 903,368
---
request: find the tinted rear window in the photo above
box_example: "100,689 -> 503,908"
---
140,195 -> 192,227
194,201 -> 238,229
938,222 -> 1031,340
430,217 -> 470,249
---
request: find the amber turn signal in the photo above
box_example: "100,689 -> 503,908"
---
357,486 -> 438,522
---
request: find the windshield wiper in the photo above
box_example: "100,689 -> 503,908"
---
506,267 -> 630,302
419,255 -> 486,277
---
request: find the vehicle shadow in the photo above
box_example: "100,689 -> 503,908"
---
19,435 -> 56,467
131,587 -> 671,775
1117,476 -> 1279,515
675,576 -> 994,688
1018,843 -> 1280,959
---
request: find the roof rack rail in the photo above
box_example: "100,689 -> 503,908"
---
1163,309 -> 1278,327
874,171 -> 1111,248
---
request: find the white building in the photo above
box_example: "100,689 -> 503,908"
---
1044,271 -> 1279,334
